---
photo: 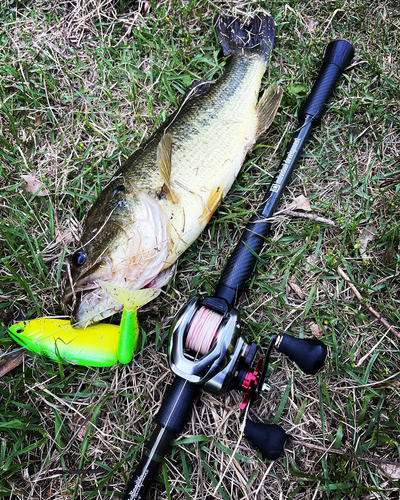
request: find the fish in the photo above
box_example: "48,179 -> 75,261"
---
64,13 -> 283,327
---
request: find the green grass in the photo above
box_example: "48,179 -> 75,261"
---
1,0 -> 399,499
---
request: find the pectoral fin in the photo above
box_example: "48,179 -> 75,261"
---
157,133 -> 178,203
256,83 -> 283,139
98,280 -> 161,310
199,185 -> 223,225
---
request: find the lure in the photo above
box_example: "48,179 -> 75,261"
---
98,282 -> 161,364
8,306 -> 140,367
8,318 -> 122,367
8,283 -> 158,366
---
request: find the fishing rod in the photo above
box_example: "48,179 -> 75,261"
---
122,39 -> 355,500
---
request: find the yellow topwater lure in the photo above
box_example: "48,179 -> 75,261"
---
8,286 -> 160,367
8,318 -> 123,367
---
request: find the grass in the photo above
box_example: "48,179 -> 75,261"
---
0,0 -> 399,499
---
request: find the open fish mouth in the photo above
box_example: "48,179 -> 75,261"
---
70,286 -> 117,328
63,282 -> 100,308
63,255 -> 114,310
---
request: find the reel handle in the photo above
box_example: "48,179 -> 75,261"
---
244,420 -> 286,460
122,377 -> 199,500
276,334 -> 327,375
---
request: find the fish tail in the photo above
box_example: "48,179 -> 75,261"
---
216,14 -> 276,60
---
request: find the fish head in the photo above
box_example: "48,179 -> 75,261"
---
64,180 -> 171,327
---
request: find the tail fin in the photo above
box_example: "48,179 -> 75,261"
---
216,14 -> 276,60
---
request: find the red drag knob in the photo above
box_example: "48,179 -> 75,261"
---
239,357 -> 263,410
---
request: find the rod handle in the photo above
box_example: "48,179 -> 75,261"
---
122,377 -> 199,500
299,39 -> 354,124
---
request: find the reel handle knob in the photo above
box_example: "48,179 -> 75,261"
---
244,420 -> 286,460
275,334 -> 327,375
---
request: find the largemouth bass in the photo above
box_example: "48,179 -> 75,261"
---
64,14 -> 283,327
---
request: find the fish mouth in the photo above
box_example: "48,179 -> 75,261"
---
63,282 -> 99,308
63,281 -> 110,328
70,285 -> 120,328
63,258 -> 112,309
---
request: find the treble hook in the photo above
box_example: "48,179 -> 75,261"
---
18,307 -> 26,327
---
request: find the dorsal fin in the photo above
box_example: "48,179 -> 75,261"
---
256,83 -> 283,139
157,133 -> 178,203
181,80 -> 214,104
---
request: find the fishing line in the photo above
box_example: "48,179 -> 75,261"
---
185,306 -> 223,355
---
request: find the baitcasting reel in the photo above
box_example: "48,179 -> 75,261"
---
169,294 -> 327,459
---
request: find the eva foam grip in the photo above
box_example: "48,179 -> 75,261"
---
276,334 -> 327,375
244,421 -> 286,460
299,39 -> 355,123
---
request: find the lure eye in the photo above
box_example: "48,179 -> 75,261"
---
73,249 -> 87,267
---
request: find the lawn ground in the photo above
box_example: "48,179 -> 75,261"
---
0,1 -> 399,499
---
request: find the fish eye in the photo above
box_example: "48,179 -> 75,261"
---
113,185 -> 125,196
72,249 -> 87,267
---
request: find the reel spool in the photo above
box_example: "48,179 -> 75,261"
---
169,295 -> 246,393
169,295 -> 327,396
169,295 -> 265,405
